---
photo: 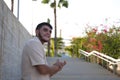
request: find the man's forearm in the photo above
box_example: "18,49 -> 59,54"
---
35,64 -> 60,76
35,60 -> 66,77
49,65 -> 60,77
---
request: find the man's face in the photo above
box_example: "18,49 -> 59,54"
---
36,25 -> 52,43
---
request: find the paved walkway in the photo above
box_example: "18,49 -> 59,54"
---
47,57 -> 120,80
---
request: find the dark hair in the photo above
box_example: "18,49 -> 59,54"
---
36,22 -> 53,30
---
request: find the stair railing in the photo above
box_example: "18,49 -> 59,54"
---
79,49 -> 120,76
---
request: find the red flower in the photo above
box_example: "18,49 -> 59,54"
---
92,28 -> 97,33
98,41 -> 102,51
103,29 -> 107,33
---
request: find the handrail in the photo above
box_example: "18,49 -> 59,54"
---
79,49 -> 120,64
79,49 -> 120,75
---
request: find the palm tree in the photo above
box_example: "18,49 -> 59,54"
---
41,0 -> 68,56
50,37 -> 64,57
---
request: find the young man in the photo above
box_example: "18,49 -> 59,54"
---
21,22 -> 66,80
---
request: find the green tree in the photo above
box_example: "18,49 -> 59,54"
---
57,37 -> 64,49
46,38 -> 54,57
101,26 -> 120,58
65,37 -> 83,58
65,46 -> 73,57
49,37 -> 64,57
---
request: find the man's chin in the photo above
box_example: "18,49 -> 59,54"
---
44,39 -> 50,42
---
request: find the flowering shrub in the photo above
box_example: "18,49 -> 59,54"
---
82,26 -> 120,59
65,24 -> 120,58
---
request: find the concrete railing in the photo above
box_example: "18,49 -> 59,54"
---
79,49 -> 120,76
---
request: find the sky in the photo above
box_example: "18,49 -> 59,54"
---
4,0 -> 120,45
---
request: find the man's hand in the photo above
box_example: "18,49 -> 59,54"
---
53,59 -> 66,71
35,59 -> 67,77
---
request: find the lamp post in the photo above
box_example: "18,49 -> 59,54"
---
17,0 -> 19,19
32,0 -> 37,35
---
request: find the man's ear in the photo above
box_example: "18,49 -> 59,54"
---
35,30 -> 39,36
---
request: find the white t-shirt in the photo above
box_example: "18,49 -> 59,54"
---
21,37 -> 50,80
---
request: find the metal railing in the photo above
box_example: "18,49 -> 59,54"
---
79,49 -> 120,76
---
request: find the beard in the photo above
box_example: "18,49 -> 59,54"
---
38,32 -> 49,43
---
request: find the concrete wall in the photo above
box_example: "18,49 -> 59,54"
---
0,0 -> 32,80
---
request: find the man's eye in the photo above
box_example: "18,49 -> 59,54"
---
43,28 -> 48,32
43,28 -> 52,33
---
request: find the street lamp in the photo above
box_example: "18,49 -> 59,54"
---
32,0 -> 37,35
17,0 -> 20,19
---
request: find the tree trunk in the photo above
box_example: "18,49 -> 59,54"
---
54,0 -> 57,56
47,40 -> 50,56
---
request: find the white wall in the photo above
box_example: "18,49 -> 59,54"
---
0,0 -> 32,80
